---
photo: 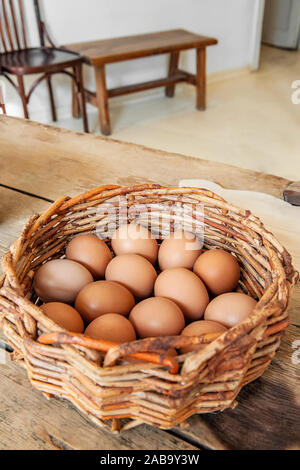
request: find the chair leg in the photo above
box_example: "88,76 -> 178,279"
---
76,63 -> 89,133
72,66 -> 81,118
0,82 -> 6,114
47,75 -> 57,122
17,75 -> 29,119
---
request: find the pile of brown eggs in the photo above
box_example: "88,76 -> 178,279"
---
34,224 -> 257,354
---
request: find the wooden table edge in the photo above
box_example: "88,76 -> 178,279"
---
0,115 -> 292,200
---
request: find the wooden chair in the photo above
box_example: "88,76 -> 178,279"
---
0,0 -> 88,131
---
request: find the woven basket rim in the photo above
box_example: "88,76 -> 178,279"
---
0,183 -> 298,430
1,183 -> 297,361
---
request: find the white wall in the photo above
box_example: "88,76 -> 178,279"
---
4,0 -> 257,119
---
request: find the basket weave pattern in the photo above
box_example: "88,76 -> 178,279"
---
0,184 -> 297,432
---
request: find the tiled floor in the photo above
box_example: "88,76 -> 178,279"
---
41,45 -> 300,181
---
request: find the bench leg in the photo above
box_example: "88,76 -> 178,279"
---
94,65 -> 111,135
165,51 -> 179,97
196,48 -> 206,110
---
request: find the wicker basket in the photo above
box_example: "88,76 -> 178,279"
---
0,184 -> 298,433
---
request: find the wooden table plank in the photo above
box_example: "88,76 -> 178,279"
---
66,29 -> 217,66
0,187 -> 49,261
0,116 -> 299,450
0,116 -> 291,200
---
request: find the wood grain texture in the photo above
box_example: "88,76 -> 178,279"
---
0,186 -> 49,263
0,116 -> 299,450
0,116 -> 291,200
66,29 -> 217,66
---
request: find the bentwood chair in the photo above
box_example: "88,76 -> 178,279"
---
0,0 -> 88,131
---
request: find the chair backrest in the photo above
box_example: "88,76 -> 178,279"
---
0,0 -> 43,53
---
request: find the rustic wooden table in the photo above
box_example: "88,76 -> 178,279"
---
0,116 -> 299,450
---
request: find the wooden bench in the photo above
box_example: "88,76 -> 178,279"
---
67,29 -> 218,135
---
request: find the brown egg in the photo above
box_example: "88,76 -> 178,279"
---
105,254 -> 157,299
85,313 -> 136,343
158,230 -> 202,271
111,224 -> 158,264
193,249 -> 240,296
204,292 -> 257,328
34,259 -> 93,303
154,267 -> 209,322
129,297 -> 185,338
75,280 -> 135,323
66,234 -> 112,279
41,302 -> 84,333
180,320 -> 227,354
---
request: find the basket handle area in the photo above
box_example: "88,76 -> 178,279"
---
38,331 -> 179,374
101,333 -> 222,369
38,331 -> 222,374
